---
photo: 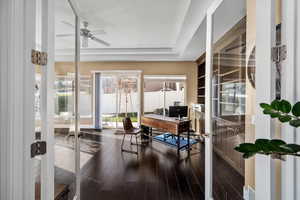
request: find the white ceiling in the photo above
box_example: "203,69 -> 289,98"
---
55,0 -> 246,62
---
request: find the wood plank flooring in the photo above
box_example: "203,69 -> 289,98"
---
55,130 -> 244,200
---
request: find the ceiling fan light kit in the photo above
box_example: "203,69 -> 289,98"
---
57,21 -> 110,48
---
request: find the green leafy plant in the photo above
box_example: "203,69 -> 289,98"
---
235,99 -> 300,159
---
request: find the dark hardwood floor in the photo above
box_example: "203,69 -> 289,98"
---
55,129 -> 244,200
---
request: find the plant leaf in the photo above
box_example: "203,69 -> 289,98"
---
271,99 -> 281,111
270,139 -> 286,146
280,144 -> 300,153
270,113 -> 280,118
280,100 -> 292,113
289,119 -> 300,128
243,152 -> 256,159
263,109 -> 277,116
260,103 -> 272,110
255,139 -> 272,153
278,115 -> 292,123
269,139 -> 287,152
292,102 -> 300,117
235,143 -> 259,153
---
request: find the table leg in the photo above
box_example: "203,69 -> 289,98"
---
187,129 -> 190,157
177,132 -> 180,158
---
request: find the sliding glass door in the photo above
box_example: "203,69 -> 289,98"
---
97,71 -> 141,129
100,75 -> 118,128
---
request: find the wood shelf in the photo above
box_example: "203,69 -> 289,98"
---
198,75 -> 206,79
218,69 -> 240,77
197,62 -> 206,104
219,102 -> 245,106
214,79 -> 245,86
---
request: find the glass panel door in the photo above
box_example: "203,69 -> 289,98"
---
53,0 -> 77,199
101,75 -> 118,128
34,67 -> 42,200
100,72 -> 140,129
116,74 -> 139,128
211,13 -> 247,199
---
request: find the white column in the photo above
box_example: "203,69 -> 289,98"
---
281,0 -> 298,199
255,0 -> 276,200
296,2 -> 300,199
40,0 -> 55,199
0,0 -> 36,200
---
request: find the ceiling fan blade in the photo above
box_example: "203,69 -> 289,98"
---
82,36 -> 89,48
90,29 -> 106,35
90,35 -> 110,46
56,33 -> 75,37
61,20 -> 75,28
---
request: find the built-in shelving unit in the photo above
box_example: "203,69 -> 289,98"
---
212,52 -> 246,117
197,62 -> 205,104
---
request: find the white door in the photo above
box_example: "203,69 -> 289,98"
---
0,0 -> 55,199
36,0 -> 81,199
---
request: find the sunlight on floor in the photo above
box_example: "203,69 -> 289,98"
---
54,145 -> 92,173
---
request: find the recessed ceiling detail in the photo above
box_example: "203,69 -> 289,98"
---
55,0 -> 246,62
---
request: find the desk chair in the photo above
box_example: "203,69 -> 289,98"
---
121,117 -> 141,154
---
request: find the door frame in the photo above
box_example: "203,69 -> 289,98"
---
204,1 -> 224,200
40,0 -> 55,199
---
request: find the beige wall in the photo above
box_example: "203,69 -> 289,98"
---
55,61 -> 198,108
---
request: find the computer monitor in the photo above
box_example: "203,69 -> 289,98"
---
168,106 -> 188,118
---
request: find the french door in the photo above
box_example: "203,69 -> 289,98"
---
26,0 -> 80,199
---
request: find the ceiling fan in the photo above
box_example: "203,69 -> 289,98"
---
56,21 -> 110,48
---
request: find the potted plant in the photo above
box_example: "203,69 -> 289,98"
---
235,99 -> 300,160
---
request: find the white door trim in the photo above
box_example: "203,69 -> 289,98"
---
255,1 -> 276,200
40,0 -> 55,199
204,1 -> 223,200
204,12 -> 214,200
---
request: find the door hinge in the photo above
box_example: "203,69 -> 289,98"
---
272,45 -> 287,63
31,49 -> 48,65
31,141 -> 47,158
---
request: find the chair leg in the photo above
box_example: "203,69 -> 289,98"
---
135,135 -> 138,152
121,133 -> 126,151
130,135 -> 133,145
121,133 -> 138,154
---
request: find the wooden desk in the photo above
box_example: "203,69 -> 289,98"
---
141,114 -> 191,157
